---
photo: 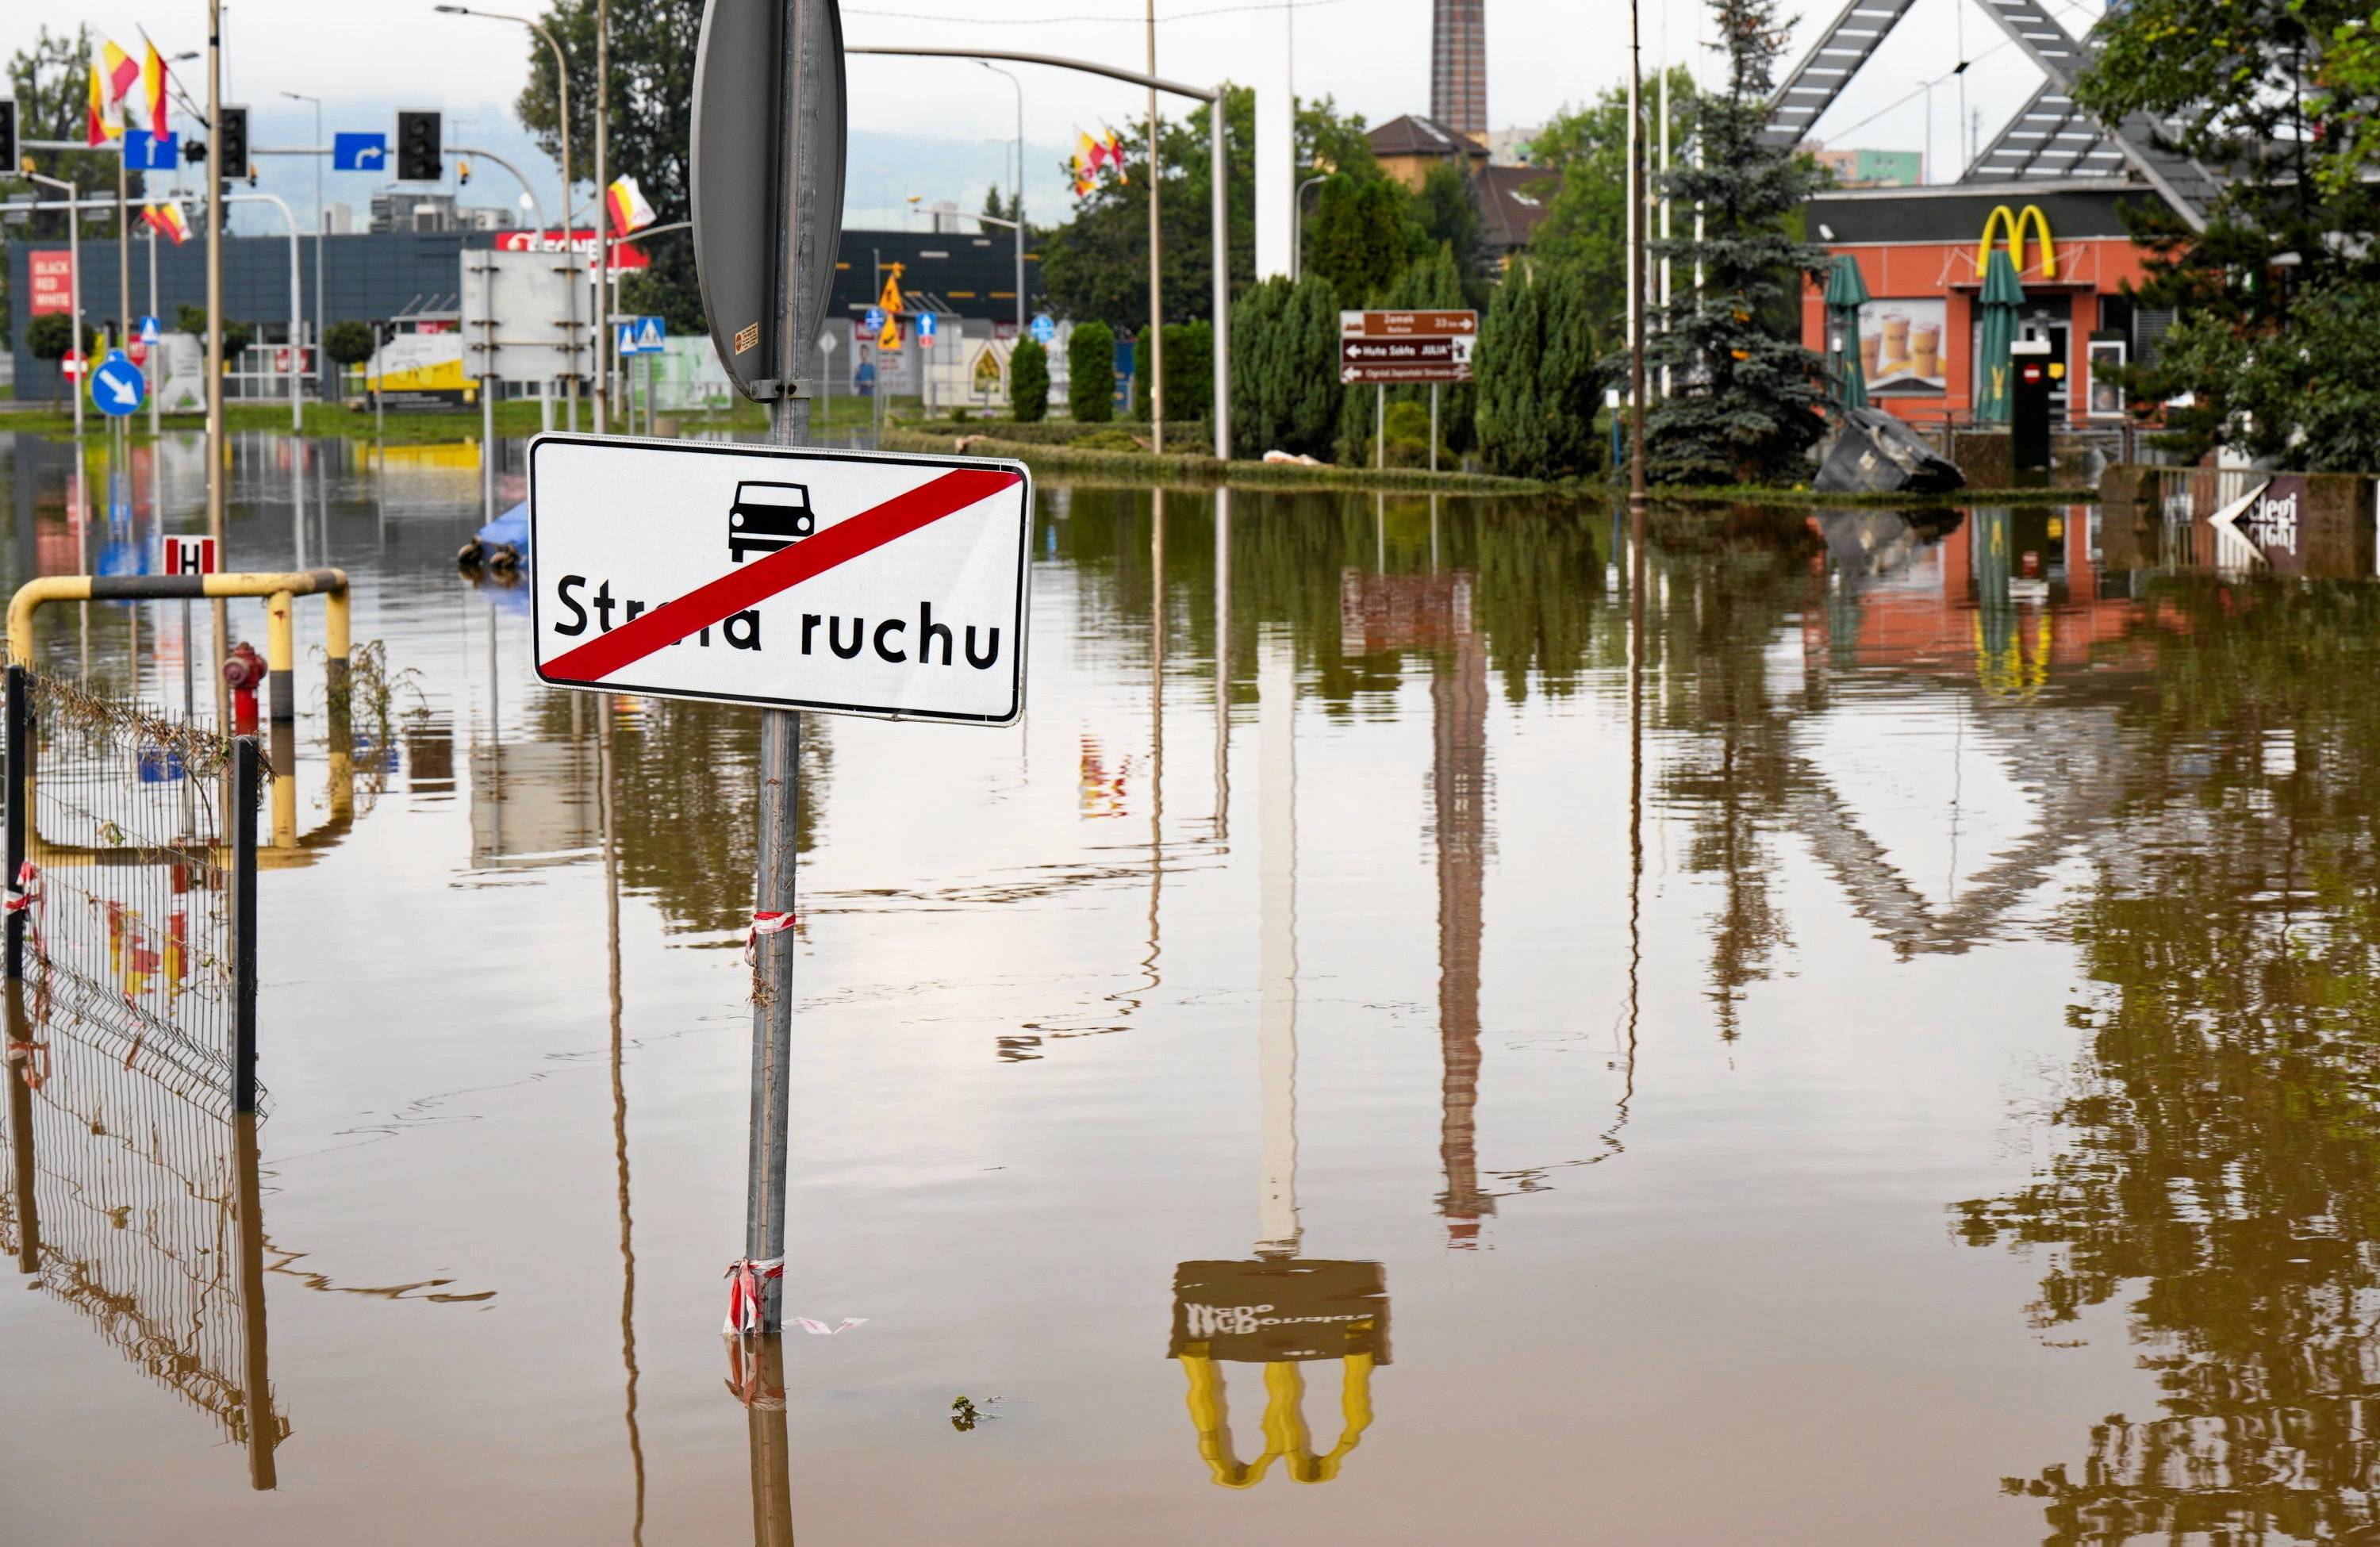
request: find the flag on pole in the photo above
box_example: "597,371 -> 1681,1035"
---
604,175 -> 658,236
1105,129 -> 1130,185
87,63 -> 122,146
101,40 -> 142,109
140,41 -> 169,134
1073,132 -> 1099,198
143,202 -> 193,246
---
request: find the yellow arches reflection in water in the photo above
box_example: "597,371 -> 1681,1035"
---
1178,1351 -> 1378,1488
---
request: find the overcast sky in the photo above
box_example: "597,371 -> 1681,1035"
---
6,0 -> 2104,227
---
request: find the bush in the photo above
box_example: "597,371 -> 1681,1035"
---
175,305 -> 254,358
1068,321 -> 1115,422
1073,428 -> 1142,451
1009,336 -> 1050,422
1230,274 -> 1342,460
323,320 -> 377,367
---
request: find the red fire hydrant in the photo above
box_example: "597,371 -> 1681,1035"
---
224,642 -> 266,733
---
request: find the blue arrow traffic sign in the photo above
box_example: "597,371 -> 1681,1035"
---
333,132 -> 388,172
917,312 -> 938,348
1030,313 -> 1055,345
90,351 -> 146,417
123,129 -> 178,171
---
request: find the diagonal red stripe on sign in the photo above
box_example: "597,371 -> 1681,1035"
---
544,465 -> 1023,683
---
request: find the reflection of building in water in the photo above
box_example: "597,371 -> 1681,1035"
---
1166,632 -> 1389,1489
1340,567 -> 1494,1244
0,988 -> 283,1488
470,739 -> 599,868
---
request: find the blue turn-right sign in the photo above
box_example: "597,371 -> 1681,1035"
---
333,132 -> 388,172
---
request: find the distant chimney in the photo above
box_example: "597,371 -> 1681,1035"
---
1431,0 -> 1487,143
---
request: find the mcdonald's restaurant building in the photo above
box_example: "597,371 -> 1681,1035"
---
1798,182 -> 2176,429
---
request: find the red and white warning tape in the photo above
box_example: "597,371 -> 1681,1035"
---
6,862 -> 40,914
722,1256 -> 785,1336
743,910 -> 797,965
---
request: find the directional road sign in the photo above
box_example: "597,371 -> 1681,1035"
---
165,536 -> 220,576
1030,313 -> 1056,345
529,437 -> 1033,724
90,350 -> 147,416
1338,309 -> 1479,385
123,129 -> 178,171
616,315 -> 667,355
917,312 -> 938,350
333,132 -> 388,172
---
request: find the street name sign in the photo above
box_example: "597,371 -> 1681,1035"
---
90,351 -> 146,416
691,0 -> 847,401
1338,309 -> 1478,385
529,436 -> 1032,724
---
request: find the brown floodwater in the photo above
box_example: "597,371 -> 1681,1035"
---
2,432 -> 2375,1545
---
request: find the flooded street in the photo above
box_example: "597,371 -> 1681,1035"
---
2,432 -> 2370,1543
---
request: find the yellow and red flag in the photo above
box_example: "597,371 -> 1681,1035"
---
604,175 -> 657,236
1105,129 -> 1130,185
144,202 -> 193,245
140,40 -> 170,133
100,40 -> 141,108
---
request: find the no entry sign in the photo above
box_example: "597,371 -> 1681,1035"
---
529,436 -> 1032,724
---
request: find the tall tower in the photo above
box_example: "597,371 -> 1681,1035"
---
1431,0 -> 1487,143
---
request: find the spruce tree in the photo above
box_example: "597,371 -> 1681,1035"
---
1384,243 -> 1476,451
1644,0 -> 1830,485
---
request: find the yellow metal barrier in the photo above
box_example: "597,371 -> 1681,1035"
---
7,569 -> 351,727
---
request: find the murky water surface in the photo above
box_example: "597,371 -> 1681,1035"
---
2,433 -> 2371,1544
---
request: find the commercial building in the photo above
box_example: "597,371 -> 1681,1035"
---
1775,0 -> 2221,431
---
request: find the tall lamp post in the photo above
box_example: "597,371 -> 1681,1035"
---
434,4 -> 578,427
281,91 -> 328,405
1291,172 -> 1327,279
977,61 -> 1027,336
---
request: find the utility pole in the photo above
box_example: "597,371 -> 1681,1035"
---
207,0 -> 230,708
1628,0 -> 1648,528
282,92 -> 326,403
593,0 -> 612,434
1145,0 -> 1164,452
979,61 -> 1026,336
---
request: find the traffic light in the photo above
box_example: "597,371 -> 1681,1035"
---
0,101 -> 16,176
396,110 -> 441,182
217,105 -> 250,181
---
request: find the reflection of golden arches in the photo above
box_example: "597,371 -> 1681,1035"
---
1179,1351 -> 1376,1487
1975,203 -> 2057,279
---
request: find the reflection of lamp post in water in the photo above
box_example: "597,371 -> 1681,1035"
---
1169,635 -> 1388,1488
598,697 -> 647,1538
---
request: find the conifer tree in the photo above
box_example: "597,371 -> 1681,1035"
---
1644,0 -> 1830,484
1475,259 -> 1601,479
1230,274 -> 1341,459
1069,321 -> 1116,423
1009,337 -> 1050,423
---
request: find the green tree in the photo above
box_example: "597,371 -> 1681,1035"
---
2071,0 -> 2379,469
25,312 -> 94,363
1641,0 -> 1829,485
513,0 -> 704,333
1229,273 -> 1340,459
1410,162 -> 1491,311
177,305 -> 253,358
1527,67 -> 1699,352
1009,336 -> 1050,422
1473,259 -> 1602,480
1380,242 -> 1477,451
1069,320 -> 1115,422
1132,320 -> 1212,423
7,26 -> 147,240
323,321 -> 377,367
981,183 -> 1022,223
1304,173 -> 1411,302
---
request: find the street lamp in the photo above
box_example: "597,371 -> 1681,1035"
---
1292,173 -> 1328,279
435,3 -> 580,424
23,170 -> 85,437
281,90 -> 328,402
977,61 -> 1027,336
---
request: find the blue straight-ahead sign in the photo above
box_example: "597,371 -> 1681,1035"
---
123,130 -> 178,171
333,132 -> 388,172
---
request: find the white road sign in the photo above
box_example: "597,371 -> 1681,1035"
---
529,436 -> 1033,724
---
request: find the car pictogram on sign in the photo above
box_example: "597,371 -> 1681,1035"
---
728,480 -> 817,562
